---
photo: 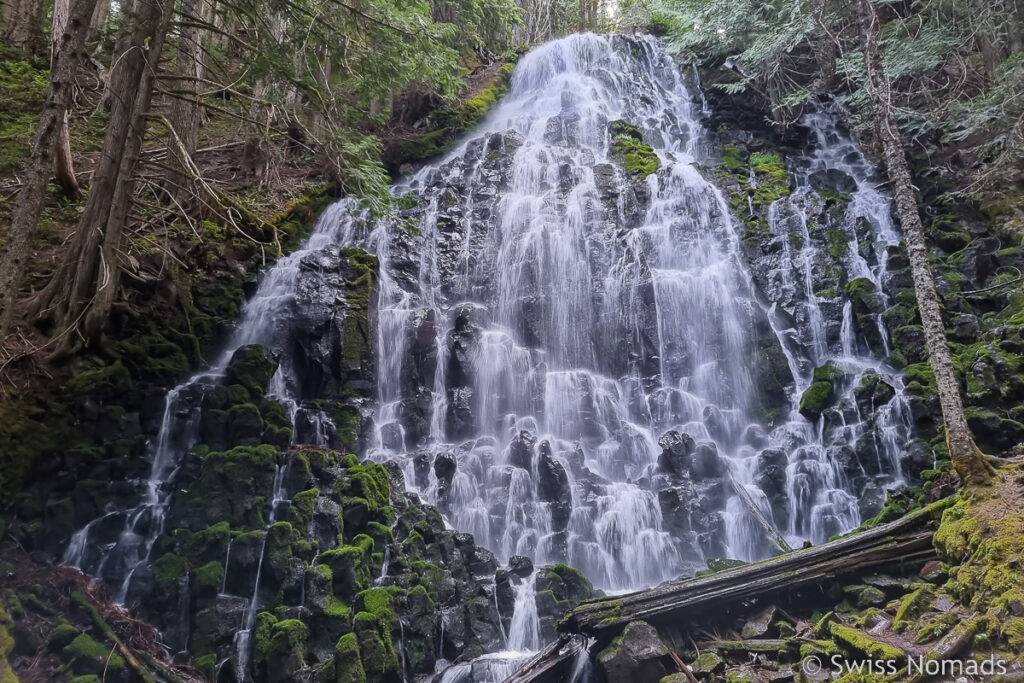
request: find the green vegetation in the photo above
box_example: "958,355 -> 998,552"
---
609,119 -> 660,179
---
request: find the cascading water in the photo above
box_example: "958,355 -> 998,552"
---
355,32 -> 913,594
61,32 -> 916,680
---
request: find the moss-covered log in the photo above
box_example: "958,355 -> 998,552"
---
559,498 -> 953,638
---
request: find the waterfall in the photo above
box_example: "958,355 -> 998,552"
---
352,32 -> 912,589
61,202 -> 362,607
60,32 -> 915,675
507,574 -> 541,653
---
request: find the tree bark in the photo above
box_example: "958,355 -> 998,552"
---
31,0 -> 174,354
0,0 -> 98,344
163,0 -> 205,205
2,0 -> 46,54
87,0 -> 110,42
855,0 -> 992,486
52,0 -> 83,200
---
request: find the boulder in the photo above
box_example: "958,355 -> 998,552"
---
226,344 -> 279,399
657,430 -> 695,475
597,620 -> 671,682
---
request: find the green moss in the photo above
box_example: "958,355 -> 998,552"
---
320,535 -> 374,600
64,362 -> 134,394
1001,617 -> 1024,651
546,562 -> 594,601
749,151 -> 790,204
813,364 -> 844,382
335,632 -> 366,683
933,480 -> 1024,615
916,613 -> 957,643
290,488 -> 319,530
193,561 -> 224,590
46,622 -> 81,652
608,120 -> 659,179
152,552 -> 188,583
892,586 -> 935,631
399,62 -> 513,165
62,634 -> 125,675
252,612 -> 278,662
195,653 -> 217,679
829,622 -> 905,661
400,129 -> 451,162
266,619 -> 308,666
799,381 -> 834,419
905,360 -> 937,397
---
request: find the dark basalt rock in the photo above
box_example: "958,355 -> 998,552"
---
597,620 -> 671,682
508,555 -> 534,578
508,430 -> 537,470
809,168 -> 858,194
226,345 -> 279,399
657,430 -> 695,475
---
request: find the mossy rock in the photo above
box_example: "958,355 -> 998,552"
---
813,364 -> 844,383
828,622 -> 905,662
691,651 -> 724,674
842,584 -> 886,609
45,622 -> 81,652
290,488 -> 319,530
320,535 -> 374,601
749,151 -> 790,204
893,586 -> 936,632
152,552 -> 188,583
226,344 -> 279,398
608,119 -> 659,179
799,381 -> 834,420
62,633 -> 126,676
192,561 -> 224,592
334,632 -> 366,683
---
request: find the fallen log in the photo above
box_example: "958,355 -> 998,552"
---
559,498 -> 952,638
502,635 -> 588,683
695,639 -> 790,653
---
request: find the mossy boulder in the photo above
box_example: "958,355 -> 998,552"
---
597,620 -> 671,682
609,120 -> 659,180
152,552 -> 188,583
893,586 -> 936,632
334,632 -> 366,683
180,444 -> 279,527
799,381 -> 834,420
226,345 -> 279,399
799,363 -> 847,420
62,633 -> 126,677
255,617 -> 309,682
320,535 -> 374,601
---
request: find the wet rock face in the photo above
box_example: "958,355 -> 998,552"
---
139,441 -> 530,681
654,431 -> 729,561
290,246 -> 378,402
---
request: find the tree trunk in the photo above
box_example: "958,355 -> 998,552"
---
31,0 -> 174,354
855,0 -> 992,486
97,0 -> 138,112
52,0 -> 83,200
2,0 -> 46,54
87,0 -> 110,43
0,0 -> 98,343
163,0 -> 205,205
